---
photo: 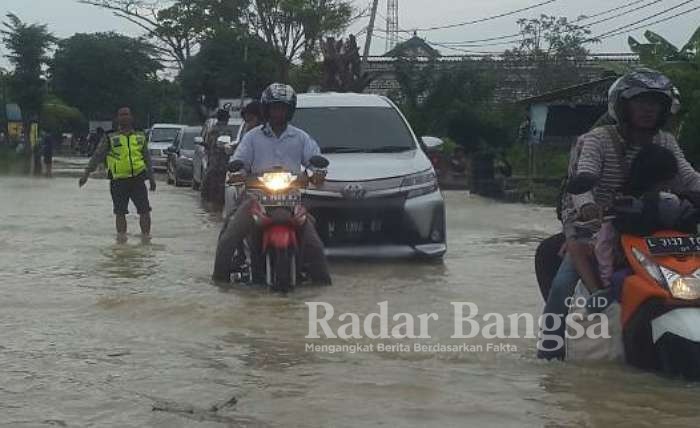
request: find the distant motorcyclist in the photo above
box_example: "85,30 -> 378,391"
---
241,100 -> 263,136
538,69 -> 700,360
212,83 -> 331,285
202,108 -> 231,208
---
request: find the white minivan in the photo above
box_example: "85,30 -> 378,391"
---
225,92 -> 446,258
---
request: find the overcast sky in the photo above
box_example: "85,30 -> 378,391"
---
1,0 -> 700,69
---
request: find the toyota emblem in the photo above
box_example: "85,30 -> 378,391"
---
342,183 -> 366,200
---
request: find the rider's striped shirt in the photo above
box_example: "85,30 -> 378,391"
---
561,125 -> 700,239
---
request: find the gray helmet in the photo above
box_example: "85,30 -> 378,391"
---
607,68 -> 678,126
261,83 -> 297,121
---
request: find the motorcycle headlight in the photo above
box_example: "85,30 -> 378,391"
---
260,172 -> 295,192
662,266 -> 700,300
401,171 -> 438,198
634,248 -> 700,300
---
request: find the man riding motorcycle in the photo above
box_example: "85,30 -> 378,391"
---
202,108 -> 232,208
212,83 -> 332,285
538,69 -> 700,360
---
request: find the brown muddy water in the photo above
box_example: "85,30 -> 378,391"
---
1,173 -> 700,427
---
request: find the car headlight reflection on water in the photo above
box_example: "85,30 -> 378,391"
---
260,172 -> 296,191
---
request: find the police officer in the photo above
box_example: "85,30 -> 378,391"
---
79,107 -> 156,243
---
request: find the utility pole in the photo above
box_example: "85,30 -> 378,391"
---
240,40 -> 248,111
0,69 -> 7,137
362,0 -> 380,66
386,0 -> 399,52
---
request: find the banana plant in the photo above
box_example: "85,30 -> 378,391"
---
629,28 -> 700,68
628,27 -> 700,166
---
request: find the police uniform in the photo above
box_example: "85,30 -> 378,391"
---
85,129 -> 154,215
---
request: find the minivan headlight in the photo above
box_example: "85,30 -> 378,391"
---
401,171 -> 438,198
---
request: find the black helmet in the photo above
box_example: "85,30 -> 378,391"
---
261,83 -> 297,121
242,100 -> 263,119
607,68 -> 677,127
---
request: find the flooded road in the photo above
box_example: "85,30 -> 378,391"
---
2,173 -> 700,427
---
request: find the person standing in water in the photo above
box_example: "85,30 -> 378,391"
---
79,107 -> 156,243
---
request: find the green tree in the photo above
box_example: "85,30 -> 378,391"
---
79,0 -> 249,69
248,0 -> 355,78
320,35 -> 373,92
1,13 -> 56,128
179,28 -> 279,118
50,32 -> 162,123
40,97 -> 88,136
392,58 -> 518,153
80,0 -> 354,77
504,14 -> 600,95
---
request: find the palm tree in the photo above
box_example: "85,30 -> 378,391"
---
1,13 -> 56,144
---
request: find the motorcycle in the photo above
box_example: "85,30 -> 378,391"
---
220,155 -> 330,292
536,177 -> 700,379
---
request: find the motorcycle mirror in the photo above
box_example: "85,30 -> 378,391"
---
422,136 -> 444,150
309,155 -> 330,169
228,160 -> 245,172
567,173 -> 598,195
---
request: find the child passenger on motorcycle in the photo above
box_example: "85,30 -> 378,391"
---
571,144 -> 680,301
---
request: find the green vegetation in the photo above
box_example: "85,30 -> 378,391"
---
391,58 -> 521,154
51,32 -> 163,124
629,28 -> 700,166
1,13 -> 56,132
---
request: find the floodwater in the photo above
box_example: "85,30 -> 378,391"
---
1,171 -> 700,427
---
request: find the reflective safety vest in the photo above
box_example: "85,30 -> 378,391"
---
106,131 -> 146,179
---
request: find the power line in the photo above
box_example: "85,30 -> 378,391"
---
429,0 -> 664,48
580,0 -> 663,27
589,0 -> 697,40
372,0 -> 674,54
402,0 -> 560,32
576,0 -> 651,20
598,3 -> 700,39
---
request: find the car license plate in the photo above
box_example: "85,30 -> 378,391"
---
646,236 -> 700,255
328,219 -> 383,236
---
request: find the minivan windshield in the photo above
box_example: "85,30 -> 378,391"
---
292,107 -> 416,154
150,128 -> 180,143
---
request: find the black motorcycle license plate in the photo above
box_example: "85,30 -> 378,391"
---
646,236 -> 700,255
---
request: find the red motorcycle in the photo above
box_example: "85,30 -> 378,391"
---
222,156 -> 329,292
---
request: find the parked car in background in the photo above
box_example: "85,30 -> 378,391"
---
166,126 -> 201,187
147,124 -> 186,171
291,92 -> 446,259
192,118 -> 244,190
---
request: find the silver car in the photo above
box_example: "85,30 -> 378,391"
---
147,124 -> 187,171
166,126 -> 202,187
292,93 -> 446,259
